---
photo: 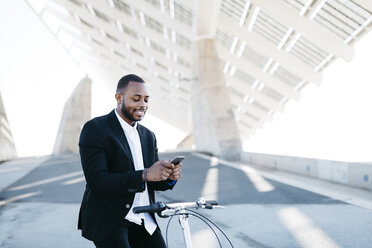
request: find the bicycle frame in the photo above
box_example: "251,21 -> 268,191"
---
133,198 -> 223,248
178,208 -> 193,248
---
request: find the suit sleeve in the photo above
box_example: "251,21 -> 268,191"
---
79,121 -> 144,196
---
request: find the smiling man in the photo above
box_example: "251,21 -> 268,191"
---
78,74 -> 182,248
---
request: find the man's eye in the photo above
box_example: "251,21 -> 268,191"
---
133,98 -> 140,102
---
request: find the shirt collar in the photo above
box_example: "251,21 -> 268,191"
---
115,108 -> 137,134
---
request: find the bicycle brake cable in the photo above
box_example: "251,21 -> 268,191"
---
186,209 -> 235,248
165,212 -> 222,248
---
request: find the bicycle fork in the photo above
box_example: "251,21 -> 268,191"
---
178,209 -> 193,248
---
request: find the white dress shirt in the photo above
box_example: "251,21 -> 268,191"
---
115,109 -> 157,235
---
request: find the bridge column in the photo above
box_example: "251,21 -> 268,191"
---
53,77 -> 92,154
0,91 -> 17,161
190,39 -> 242,160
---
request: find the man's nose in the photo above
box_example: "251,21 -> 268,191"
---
138,99 -> 147,108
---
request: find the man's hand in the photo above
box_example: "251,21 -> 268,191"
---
145,160 -> 174,181
168,162 -> 182,180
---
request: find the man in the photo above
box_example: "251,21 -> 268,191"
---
78,74 -> 182,248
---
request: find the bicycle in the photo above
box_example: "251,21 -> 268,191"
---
133,197 -> 234,248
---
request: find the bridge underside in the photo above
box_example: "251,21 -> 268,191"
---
12,0 -> 369,159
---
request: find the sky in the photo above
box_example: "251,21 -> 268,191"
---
1,0 -> 371,162
243,30 -> 372,162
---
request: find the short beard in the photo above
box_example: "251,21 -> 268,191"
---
120,103 -> 136,124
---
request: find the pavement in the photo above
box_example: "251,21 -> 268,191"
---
0,152 -> 372,248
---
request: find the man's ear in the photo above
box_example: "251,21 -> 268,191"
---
115,93 -> 121,104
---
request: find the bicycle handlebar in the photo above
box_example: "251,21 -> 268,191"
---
206,200 -> 218,205
132,198 -> 219,215
133,202 -> 166,214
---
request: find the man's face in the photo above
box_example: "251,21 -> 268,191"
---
115,81 -> 149,126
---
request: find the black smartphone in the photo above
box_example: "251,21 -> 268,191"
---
170,156 -> 185,165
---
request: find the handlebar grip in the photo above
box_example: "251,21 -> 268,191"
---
205,200 -> 218,205
133,202 -> 166,214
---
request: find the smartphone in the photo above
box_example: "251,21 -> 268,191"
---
170,156 -> 185,165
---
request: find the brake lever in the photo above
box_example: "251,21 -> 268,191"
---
158,208 -> 176,218
202,205 -> 225,209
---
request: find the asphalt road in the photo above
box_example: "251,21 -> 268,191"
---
0,152 -> 372,248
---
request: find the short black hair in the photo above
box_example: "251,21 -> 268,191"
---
116,74 -> 145,93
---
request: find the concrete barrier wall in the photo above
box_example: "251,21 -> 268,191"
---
241,152 -> 372,191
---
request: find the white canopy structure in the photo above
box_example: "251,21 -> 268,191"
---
25,0 -> 372,156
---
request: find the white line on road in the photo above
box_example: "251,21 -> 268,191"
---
0,191 -> 41,206
8,171 -> 83,191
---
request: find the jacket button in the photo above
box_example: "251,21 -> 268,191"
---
126,204 -> 130,209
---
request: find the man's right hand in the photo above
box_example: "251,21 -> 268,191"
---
145,160 -> 174,181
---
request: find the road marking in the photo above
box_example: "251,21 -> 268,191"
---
0,167 -> 22,173
196,153 -> 274,193
278,207 -> 340,248
0,191 -> 41,206
8,171 -> 83,191
62,176 -> 85,185
201,156 -> 219,201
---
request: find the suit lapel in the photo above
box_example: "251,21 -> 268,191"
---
108,110 -> 135,169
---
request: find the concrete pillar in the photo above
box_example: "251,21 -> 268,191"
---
0,91 -> 17,161
191,39 -> 242,161
53,77 -> 92,154
177,134 -> 194,149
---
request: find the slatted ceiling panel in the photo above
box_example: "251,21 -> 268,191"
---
283,0 -> 306,11
94,8 -> 113,23
112,0 -> 132,16
344,1 -> 371,23
144,15 -> 163,34
174,33 -> 191,49
327,1 -> 363,28
79,17 -> 96,29
245,111 -> 260,122
91,38 -> 104,46
261,86 -> 284,102
177,57 -> 190,69
348,0 -> 372,19
238,120 -> 253,130
221,0 -> 247,23
130,47 -> 144,58
294,80 -> 309,92
114,50 -> 126,59
31,0 -> 372,137
259,10 -> 289,37
119,23 -> 138,39
144,0 -> 160,8
253,10 -> 289,46
234,69 -> 256,86
315,3 -> 355,39
215,29 -> 235,49
68,0 -> 83,6
252,24 -> 278,46
314,0 -> 372,41
241,45 -> 269,69
151,41 -> 166,55
174,2 -> 193,27
272,66 -> 302,87
154,60 -> 168,71
158,75 -> 170,84
230,86 -> 246,98
251,100 -> 270,113
106,33 -> 119,43
289,36 -> 329,67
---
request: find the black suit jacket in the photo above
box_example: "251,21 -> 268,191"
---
78,110 -> 175,242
